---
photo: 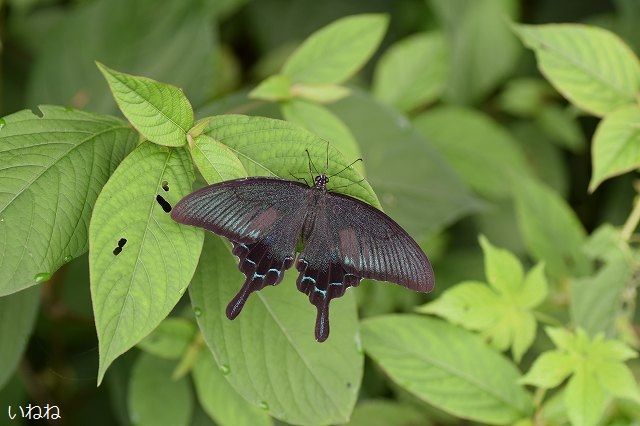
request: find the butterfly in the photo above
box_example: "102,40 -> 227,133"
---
171,152 -> 434,342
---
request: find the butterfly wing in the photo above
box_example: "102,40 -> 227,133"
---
171,177 -> 311,318
296,191 -> 434,341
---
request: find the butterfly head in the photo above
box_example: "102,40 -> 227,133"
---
314,174 -> 329,191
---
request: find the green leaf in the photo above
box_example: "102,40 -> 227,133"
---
520,351 -> 574,388
362,315 -> 533,424
248,74 -> 292,102
413,105 -> 531,199
517,263 -> 549,308
281,100 -> 363,173
97,63 -> 193,147
430,0 -> 521,104
0,287 -> 40,389
128,353 -> 193,426
498,78 -> 555,117
564,365 -> 608,426
513,177 -> 589,280
200,114 -> 380,209
514,23 -> 640,117
188,134 -> 247,184
345,400 -> 424,426
192,351 -> 272,426
90,142 -> 204,384
137,318 -> 196,360
571,255 -> 633,336
535,104 -> 585,152
290,83 -> 351,103
282,14 -> 388,84
330,92 -> 482,237
594,361 -> 640,402
373,32 -> 448,112
189,236 -> 362,425
582,224 -> 626,262
590,104 -> 640,191
0,106 -> 137,296
480,236 -> 524,295
27,0 -> 217,113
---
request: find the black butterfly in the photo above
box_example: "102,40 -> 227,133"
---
172,157 -> 434,342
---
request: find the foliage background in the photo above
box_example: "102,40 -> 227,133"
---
1,0 -> 640,425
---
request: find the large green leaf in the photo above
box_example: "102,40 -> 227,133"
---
590,104 -> 640,191
513,177 -> 589,280
373,32 -> 449,112
345,400 -> 425,426
192,351 -> 272,426
128,353 -> 193,426
514,24 -> 640,117
281,100 -> 363,173
0,106 -> 137,296
413,105 -> 531,200
189,236 -> 362,425
281,14 -> 388,84
330,92 -> 482,237
0,287 -> 40,389
362,315 -> 533,424
429,0 -> 521,104
137,318 -> 197,360
90,142 -> 203,384
199,114 -> 380,208
27,0 -> 217,113
188,134 -> 248,184
97,63 -> 193,147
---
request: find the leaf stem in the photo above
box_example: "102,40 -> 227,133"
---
172,332 -> 204,380
533,311 -> 563,326
622,193 -> 640,242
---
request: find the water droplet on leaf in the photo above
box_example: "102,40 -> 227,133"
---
0,118 -> 5,129
219,364 -> 230,375
194,307 -> 202,317
63,255 -> 73,263
34,272 -> 51,283
259,401 -> 269,410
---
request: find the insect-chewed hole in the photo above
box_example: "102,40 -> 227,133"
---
113,237 -> 127,255
161,180 -> 169,192
156,194 -> 172,213
113,246 -> 122,256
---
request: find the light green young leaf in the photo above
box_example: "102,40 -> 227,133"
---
590,104 -> 640,191
545,327 -> 575,352
498,78 -> 555,117
0,106 -> 137,296
345,400 -> 424,426
290,83 -> 351,103
373,32 -> 448,112
514,24 -> 640,117
571,255 -> 633,336
128,353 -> 193,426
190,236 -> 362,425
200,114 -> 380,208
520,351 -> 574,388
362,315 -> 534,424
430,0 -> 521,104
90,142 -> 204,384
594,361 -> 640,402
536,104 -> 585,152
0,287 -> 40,389
248,74 -> 292,102
137,318 -> 196,360
413,105 -> 531,199
281,100 -> 363,173
480,235 -> 524,295
188,134 -> 247,184
564,366 -> 608,426
331,92 -> 482,237
97,62 -> 194,147
192,351 -> 272,426
282,14 -> 388,84
517,263 -> 548,308
513,177 -> 589,280
582,224 -> 626,262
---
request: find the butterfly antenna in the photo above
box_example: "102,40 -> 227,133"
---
289,173 -> 309,186
325,140 -> 330,172
305,149 -> 319,179
329,158 -> 363,178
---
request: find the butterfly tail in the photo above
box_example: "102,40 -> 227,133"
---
314,301 -> 330,342
226,276 -> 257,319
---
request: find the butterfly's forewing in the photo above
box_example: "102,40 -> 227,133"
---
296,190 -> 434,342
171,177 -> 310,318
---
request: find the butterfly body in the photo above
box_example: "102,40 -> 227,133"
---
172,174 -> 434,342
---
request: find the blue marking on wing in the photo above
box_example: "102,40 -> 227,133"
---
314,287 -> 327,297
301,276 -> 316,284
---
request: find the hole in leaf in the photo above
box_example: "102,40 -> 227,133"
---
156,195 -> 172,213
162,180 -> 169,192
118,238 -> 127,248
113,247 -> 122,256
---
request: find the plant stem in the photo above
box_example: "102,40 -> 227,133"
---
533,310 -> 563,326
172,332 -> 205,380
622,194 -> 640,242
